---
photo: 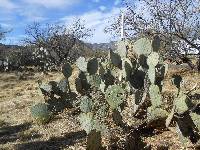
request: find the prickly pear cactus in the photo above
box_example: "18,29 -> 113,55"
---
149,84 -> 162,107
121,58 -> 133,81
147,52 -> 159,67
57,78 -> 69,93
76,57 -> 88,72
62,63 -> 72,78
99,81 -> 106,93
116,40 -> 127,58
31,103 -> 52,124
190,112 -> 200,131
105,85 -> 125,110
38,81 -> 52,94
172,74 -> 182,90
87,74 -> 101,88
87,58 -> 98,75
80,96 -> 93,113
152,35 -> 161,52
79,112 -> 94,134
174,91 -> 191,114
87,130 -> 104,150
133,38 -> 152,56
148,66 -> 156,84
109,50 -> 121,67
147,107 -> 168,125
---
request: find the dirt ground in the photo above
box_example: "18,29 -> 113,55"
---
0,69 -> 199,150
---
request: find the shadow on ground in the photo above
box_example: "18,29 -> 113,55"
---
15,130 -> 87,150
0,122 -> 33,144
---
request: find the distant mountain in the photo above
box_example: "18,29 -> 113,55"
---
0,43 -> 23,59
0,41 -> 116,61
86,41 -> 117,51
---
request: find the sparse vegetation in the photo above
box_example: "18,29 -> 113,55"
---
0,1 -> 200,149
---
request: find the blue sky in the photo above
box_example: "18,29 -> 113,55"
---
0,0 -> 123,45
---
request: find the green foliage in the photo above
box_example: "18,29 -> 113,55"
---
190,112 -> 200,131
105,85 -> 125,110
122,58 -> 133,81
30,103 -> 52,124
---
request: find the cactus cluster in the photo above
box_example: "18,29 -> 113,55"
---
32,36 -> 200,148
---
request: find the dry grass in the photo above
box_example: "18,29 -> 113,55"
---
0,69 -> 199,150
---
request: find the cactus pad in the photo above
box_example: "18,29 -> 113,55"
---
31,103 -> 52,124
80,96 -> 93,113
105,85 -> 125,110
133,38 -> 152,56
76,57 -> 88,72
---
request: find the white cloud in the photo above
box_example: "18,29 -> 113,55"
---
0,23 -> 12,29
19,8 -> 47,22
61,7 -> 122,43
0,0 -> 17,10
23,0 -> 81,9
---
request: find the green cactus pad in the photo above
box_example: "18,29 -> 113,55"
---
148,66 -> 156,84
149,84 -> 162,107
122,58 -> 133,81
152,35 -> 161,52
31,103 -> 52,124
174,92 -> 190,114
62,63 -> 72,78
57,78 -> 69,93
190,112 -> 200,131
76,57 -> 88,72
133,38 -> 152,56
109,50 -> 121,67
80,96 -> 93,113
38,82 -> 52,94
87,74 -> 101,88
105,85 -> 125,110
116,40 -> 127,58
87,130 -> 103,150
147,107 -> 168,124
87,58 -> 98,75
147,52 -> 159,67
79,112 -> 94,134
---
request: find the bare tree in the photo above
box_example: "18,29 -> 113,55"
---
106,0 -> 200,69
0,25 -> 10,41
24,19 -> 92,70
